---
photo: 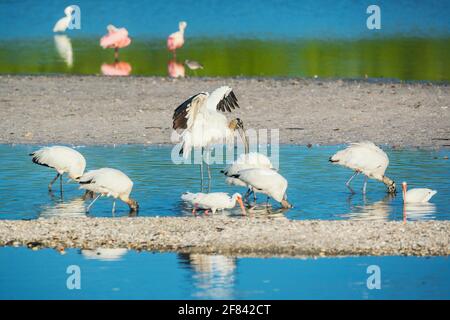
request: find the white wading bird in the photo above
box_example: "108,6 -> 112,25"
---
181,192 -> 246,215
172,86 -> 249,189
53,6 -> 75,33
329,141 -> 396,194
221,152 -> 274,202
79,168 -> 139,213
402,182 -> 437,203
29,146 -> 86,193
230,168 -> 292,209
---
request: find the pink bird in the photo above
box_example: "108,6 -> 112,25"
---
167,21 -> 187,55
100,25 -> 131,60
101,61 -> 132,76
168,59 -> 185,78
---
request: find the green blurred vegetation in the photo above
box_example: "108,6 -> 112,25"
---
0,37 -> 448,81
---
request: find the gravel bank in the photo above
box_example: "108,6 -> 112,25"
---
0,75 -> 449,147
0,217 -> 448,257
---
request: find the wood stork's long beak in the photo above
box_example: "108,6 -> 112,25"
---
237,127 -> 249,153
236,196 -> 246,216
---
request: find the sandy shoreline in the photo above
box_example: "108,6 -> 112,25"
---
0,75 -> 449,147
0,217 -> 448,257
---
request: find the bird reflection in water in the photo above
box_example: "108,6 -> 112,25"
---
343,194 -> 395,221
54,35 -> 73,68
81,248 -> 128,261
101,61 -> 132,76
178,253 -> 236,299
39,196 -> 86,218
168,59 -> 185,78
403,203 -> 436,222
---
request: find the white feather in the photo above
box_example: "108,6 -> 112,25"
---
235,168 -> 288,202
181,192 -> 242,214
404,188 -> 437,203
223,152 -> 273,188
79,168 -> 133,201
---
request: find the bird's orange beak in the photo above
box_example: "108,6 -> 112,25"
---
237,196 -> 246,216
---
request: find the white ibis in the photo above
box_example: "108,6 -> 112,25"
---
402,182 -> 437,203
30,146 -> 86,193
230,168 -> 292,209
53,6 -> 74,33
181,192 -> 246,215
173,86 -> 248,189
329,141 -> 396,194
222,152 -> 273,202
79,168 -> 139,213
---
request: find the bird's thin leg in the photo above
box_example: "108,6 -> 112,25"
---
192,204 -> 197,216
243,189 -> 251,202
362,176 -> 368,195
60,174 -> 63,197
205,148 -> 212,192
114,48 -> 119,62
253,189 -> 257,204
112,200 -> 116,216
345,172 -> 359,194
200,148 -> 204,192
86,194 -> 101,212
48,173 -> 60,192
266,196 -> 270,207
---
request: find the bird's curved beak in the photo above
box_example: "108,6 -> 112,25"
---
237,125 -> 249,153
237,196 -> 246,216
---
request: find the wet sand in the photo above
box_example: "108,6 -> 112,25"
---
0,217 -> 448,257
0,75 -> 449,147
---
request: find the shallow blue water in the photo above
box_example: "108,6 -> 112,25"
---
0,144 -> 448,221
0,247 -> 448,299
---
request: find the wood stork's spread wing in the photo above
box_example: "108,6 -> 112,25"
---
172,92 -> 208,131
206,86 -> 239,113
215,89 -> 239,113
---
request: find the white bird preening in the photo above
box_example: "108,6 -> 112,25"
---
221,152 -> 274,202
230,168 -> 292,209
329,141 -> 396,194
402,182 -> 437,203
181,192 -> 246,215
53,6 -> 75,33
172,86 -> 249,190
30,146 -> 86,193
79,168 -> 139,213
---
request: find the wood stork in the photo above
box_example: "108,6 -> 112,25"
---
53,6 -> 74,33
230,168 -> 292,209
329,141 -> 396,194
221,152 -> 273,202
172,86 -> 249,190
181,192 -> 246,215
79,168 -> 139,213
100,25 -> 131,60
30,146 -> 86,193
402,182 -> 437,203
167,21 -> 187,55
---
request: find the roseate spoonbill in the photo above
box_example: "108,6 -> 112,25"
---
222,152 -> 274,202
29,146 -> 86,193
167,21 -> 187,55
181,192 -> 246,215
402,182 -> 437,203
79,168 -> 139,213
53,6 -> 74,32
100,25 -> 131,60
329,141 -> 396,194
172,86 -> 248,189
231,168 -> 292,209
168,59 -> 185,78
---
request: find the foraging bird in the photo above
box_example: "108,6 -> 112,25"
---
402,182 -> 437,203
181,192 -> 246,215
329,141 -> 396,194
100,25 -> 131,60
79,168 -> 139,213
53,6 -> 74,33
30,146 -> 86,193
167,21 -> 187,54
231,168 -> 292,209
222,152 -> 274,202
172,86 -> 248,189
185,60 -> 203,70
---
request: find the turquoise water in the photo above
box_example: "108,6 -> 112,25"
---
0,144 -> 448,221
0,247 -> 448,299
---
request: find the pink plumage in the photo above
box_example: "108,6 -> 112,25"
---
167,21 -> 187,52
101,62 -> 132,76
100,25 -> 131,49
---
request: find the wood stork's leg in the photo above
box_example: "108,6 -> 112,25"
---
82,190 -> 94,200
112,200 -> 116,216
243,188 -> 251,202
205,148 -> 212,192
345,172 -> 359,194
48,173 -> 61,191
362,176 -> 368,194
200,147 -> 205,191
253,189 -> 257,204
86,194 -> 101,212
59,174 -> 63,196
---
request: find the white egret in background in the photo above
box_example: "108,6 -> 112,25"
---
53,6 -> 75,33
79,168 -> 139,214
54,35 -> 73,67
30,146 -> 86,193
181,192 -> 246,215
402,182 -> 437,203
221,152 -> 274,202
172,86 -> 248,190
230,168 -> 292,209
329,141 -> 396,194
